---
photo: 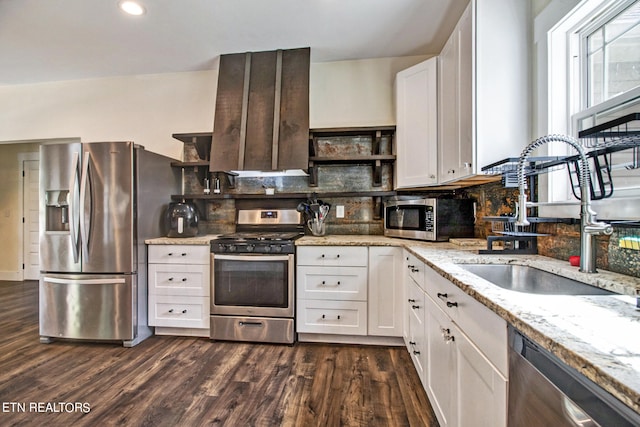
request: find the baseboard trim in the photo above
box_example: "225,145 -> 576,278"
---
297,333 -> 404,346
0,271 -> 23,281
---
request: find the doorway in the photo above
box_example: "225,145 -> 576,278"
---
20,153 -> 39,280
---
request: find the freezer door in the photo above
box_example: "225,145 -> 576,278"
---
81,141 -> 135,273
39,274 -> 135,341
39,143 -> 83,273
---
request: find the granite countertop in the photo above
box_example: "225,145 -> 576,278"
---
297,235 -> 640,413
145,234 -> 219,245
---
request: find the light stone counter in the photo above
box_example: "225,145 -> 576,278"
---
145,234 -> 219,245
297,235 -> 640,414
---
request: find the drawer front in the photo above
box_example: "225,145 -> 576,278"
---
297,266 -> 367,300
297,246 -> 368,267
148,264 -> 209,296
297,299 -> 367,335
149,295 -> 209,328
148,245 -> 209,264
405,251 -> 425,291
407,280 -> 426,326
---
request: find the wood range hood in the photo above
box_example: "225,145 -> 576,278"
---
210,47 -> 310,173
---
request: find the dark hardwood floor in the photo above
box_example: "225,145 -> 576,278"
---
0,281 -> 438,427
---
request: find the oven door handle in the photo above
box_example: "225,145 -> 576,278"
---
213,254 -> 292,262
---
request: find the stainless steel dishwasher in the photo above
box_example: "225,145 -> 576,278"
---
508,326 -> 640,427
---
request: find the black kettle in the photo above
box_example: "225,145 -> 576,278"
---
164,201 -> 199,237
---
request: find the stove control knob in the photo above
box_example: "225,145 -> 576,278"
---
227,245 -> 237,253
263,245 -> 272,253
246,244 -> 255,252
273,245 -> 283,253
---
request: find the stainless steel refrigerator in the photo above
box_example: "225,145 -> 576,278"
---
39,141 -> 179,347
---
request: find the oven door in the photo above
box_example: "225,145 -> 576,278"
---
211,254 -> 294,318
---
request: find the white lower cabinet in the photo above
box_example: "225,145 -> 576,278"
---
148,244 -> 210,336
296,245 -> 403,343
455,326 -> 508,427
425,294 -> 456,427
368,246 -> 403,337
297,246 -> 369,336
403,250 -> 508,427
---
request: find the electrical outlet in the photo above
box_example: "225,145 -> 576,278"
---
336,205 -> 345,218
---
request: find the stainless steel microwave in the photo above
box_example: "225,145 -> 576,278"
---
383,198 -> 475,241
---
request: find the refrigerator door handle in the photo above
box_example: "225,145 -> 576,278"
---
69,151 -> 81,264
79,151 -> 92,261
43,276 -> 127,285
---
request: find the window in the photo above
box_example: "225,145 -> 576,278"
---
585,1 -> 640,107
541,0 -> 640,220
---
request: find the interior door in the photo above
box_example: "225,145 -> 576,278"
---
81,141 -> 135,273
23,158 -> 40,280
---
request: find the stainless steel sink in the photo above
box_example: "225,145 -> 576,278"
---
456,264 -> 615,295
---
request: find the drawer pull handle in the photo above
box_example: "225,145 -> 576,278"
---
408,298 -> 416,303
409,341 -> 416,346
182,309 -> 187,314
437,293 -> 448,300
239,321 -> 264,327
413,350 -> 421,355
321,314 -> 341,320
407,264 -> 414,269
446,301 -> 458,308
411,267 -> 419,273
444,334 -> 455,343
412,305 -> 420,310
336,281 -> 341,286
168,309 -> 174,313
182,278 -> 187,282
322,281 -> 326,285
440,327 -> 450,335
321,254 -> 325,258
336,254 -> 340,258
168,277 -> 174,281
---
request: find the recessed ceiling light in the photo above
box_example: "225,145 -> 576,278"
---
119,1 -> 146,16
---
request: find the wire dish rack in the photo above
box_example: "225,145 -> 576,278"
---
481,113 -> 640,199
480,216 -> 552,255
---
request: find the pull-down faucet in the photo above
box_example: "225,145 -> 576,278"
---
516,134 -> 613,273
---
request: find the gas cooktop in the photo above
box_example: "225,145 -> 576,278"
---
215,232 -> 304,242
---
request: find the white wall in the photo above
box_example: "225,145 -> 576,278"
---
0,70 -> 218,160
310,55 -> 429,128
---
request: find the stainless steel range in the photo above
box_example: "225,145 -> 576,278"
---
210,208 -> 303,344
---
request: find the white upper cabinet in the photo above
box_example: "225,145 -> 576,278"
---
439,0 -> 530,184
395,57 -> 438,188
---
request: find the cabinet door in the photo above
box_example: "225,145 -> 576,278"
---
425,294 -> 456,427
368,247 -> 403,337
438,26 -> 460,184
395,57 -> 438,188
455,325 -> 508,427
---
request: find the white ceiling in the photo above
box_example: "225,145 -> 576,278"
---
0,0 -> 469,85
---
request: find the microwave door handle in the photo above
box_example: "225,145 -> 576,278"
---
79,151 -> 92,260
68,151 -> 80,264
